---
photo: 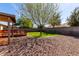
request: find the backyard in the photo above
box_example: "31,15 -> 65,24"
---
0,3 -> 79,56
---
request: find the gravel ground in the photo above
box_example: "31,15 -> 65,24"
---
0,35 -> 79,56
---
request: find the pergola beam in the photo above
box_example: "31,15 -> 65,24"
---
0,15 -> 14,23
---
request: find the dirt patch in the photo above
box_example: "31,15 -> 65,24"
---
0,38 -> 8,45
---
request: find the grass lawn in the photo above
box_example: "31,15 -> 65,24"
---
27,32 -> 58,38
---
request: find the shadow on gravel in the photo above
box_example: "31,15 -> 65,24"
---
59,34 -> 79,39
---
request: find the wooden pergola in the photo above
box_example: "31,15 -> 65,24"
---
0,12 -> 16,23
0,12 -> 16,44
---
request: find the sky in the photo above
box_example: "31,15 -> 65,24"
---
0,3 -> 79,25
59,3 -> 79,24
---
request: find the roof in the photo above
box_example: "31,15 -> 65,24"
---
0,12 -> 16,23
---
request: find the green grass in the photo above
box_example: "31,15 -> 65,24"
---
27,32 -> 58,38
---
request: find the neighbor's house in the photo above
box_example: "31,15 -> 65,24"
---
0,24 -> 17,30
0,24 -> 8,30
45,23 -> 70,28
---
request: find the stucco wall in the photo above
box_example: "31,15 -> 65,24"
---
20,27 -> 79,37
50,27 -> 79,37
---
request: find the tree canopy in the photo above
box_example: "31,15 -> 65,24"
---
67,7 -> 79,26
16,16 -> 33,28
48,12 -> 61,27
15,3 -> 60,28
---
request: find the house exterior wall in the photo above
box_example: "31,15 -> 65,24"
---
0,26 -> 3,30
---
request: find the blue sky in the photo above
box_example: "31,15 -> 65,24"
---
59,3 -> 79,24
0,3 -> 79,24
0,3 -> 17,15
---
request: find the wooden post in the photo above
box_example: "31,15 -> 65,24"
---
12,23 -> 14,37
8,22 -> 10,44
7,21 -> 11,53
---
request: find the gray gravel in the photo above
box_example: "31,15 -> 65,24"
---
0,35 -> 79,56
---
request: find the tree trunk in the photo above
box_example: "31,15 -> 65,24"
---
52,25 -> 55,28
38,25 -> 44,37
40,31 -> 42,36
